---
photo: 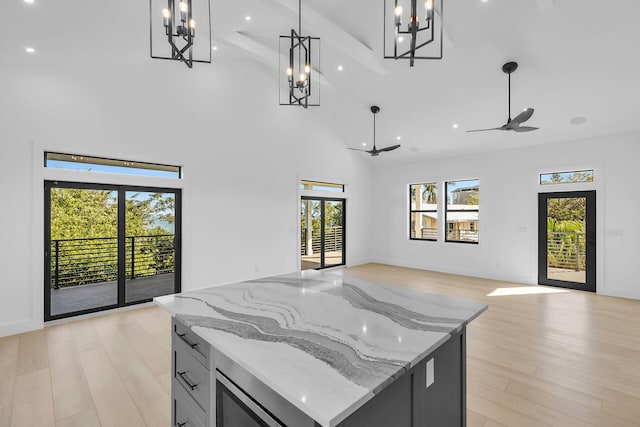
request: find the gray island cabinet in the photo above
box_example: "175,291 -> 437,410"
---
155,270 -> 487,427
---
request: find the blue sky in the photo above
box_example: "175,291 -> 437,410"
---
47,160 -> 180,179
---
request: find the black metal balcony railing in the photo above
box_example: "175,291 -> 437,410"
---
300,226 -> 343,255
50,234 -> 175,289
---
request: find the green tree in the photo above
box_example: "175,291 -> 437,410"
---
50,188 -> 118,240
547,198 -> 585,221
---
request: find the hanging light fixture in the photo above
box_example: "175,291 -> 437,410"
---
149,0 -> 212,68
383,0 -> 443,66
279,0 -> 320,108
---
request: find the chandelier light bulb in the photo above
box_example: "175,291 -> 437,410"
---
286,67 -> 293,76
299,73 -> 307,82
179,1 -> 188,22
425,0 -> 433,20
162,8 -> 170,26
189,19 -> 195,28
304,64 -> 311,74
394,5 -> 403,26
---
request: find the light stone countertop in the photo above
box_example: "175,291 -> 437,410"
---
155,270 -> 487,427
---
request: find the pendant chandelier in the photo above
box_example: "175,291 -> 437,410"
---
149,0 -> 212,68
383,0 -> 444,67
279,0 -> 320,108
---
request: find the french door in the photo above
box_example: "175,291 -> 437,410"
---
300,197 -> 346,270
44,181 -> 181,320
538,191 -> 595,292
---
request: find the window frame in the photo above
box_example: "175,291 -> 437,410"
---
445,179 -> 479,245
44,152 -> 182,179
409,182 -> 438,242
539,169 -> 594,185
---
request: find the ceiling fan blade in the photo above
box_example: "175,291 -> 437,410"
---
509,108 -> 534,127
378,144 -> 401,152
466,127 -> 502,133
348,147 -> 368,152
512,126 -> 539,132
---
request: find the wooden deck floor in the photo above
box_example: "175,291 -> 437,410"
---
3,264 -> 639,426
301,250 -> 344,270
50,274 -> 175,317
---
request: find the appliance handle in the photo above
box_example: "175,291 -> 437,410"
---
216,370 -> 283,427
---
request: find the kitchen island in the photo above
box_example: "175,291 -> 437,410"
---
155,270 -> 487,427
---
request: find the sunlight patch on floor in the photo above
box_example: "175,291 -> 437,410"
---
487,286 -> 571,297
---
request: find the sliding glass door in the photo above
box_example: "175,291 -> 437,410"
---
300,197 -> 345,270
45,182 -> 181,320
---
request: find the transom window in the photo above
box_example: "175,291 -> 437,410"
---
540,170 -> 594,185
300,180 -> 344,192
45,152 -> 181,179
409,183 -> 438,241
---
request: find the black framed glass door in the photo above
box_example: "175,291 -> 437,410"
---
538,191 -> 595,292
45,181 -> 181,320
300,197 -> 345,270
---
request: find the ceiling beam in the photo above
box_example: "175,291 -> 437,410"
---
535,0 -> 556,10
221,31 -> 336,92
273,0 -> 388,75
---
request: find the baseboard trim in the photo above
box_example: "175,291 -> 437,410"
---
0,319 -> 43,338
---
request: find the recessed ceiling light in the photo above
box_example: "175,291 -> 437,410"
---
24,0 -> 35,3
25,47 -> 35,54
452,124 -> 459,129
570,116 -> 587,126
482,0 -> 489,3
212,46 -> 218,51
362,142 -> 367,146
245,16 -> 252,21
337,65 -> 343,71
398,36 -> 404,42
396,136 -> 402,140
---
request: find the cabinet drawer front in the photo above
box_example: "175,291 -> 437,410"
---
174,318 -> 210,367
174,340 -> 211,412
174,387 -> 206,427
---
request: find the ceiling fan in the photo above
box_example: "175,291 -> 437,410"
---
467,62 -> 539,133
349,106 -> 401,156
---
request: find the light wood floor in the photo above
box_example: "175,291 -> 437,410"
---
1,263 -> 639,426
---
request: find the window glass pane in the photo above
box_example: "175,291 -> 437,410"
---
300,180 -> 344,192
409,183 -> 438,241
445,215 -> 479,242
540,170 -> 594,185
447,179 -> 479,209
410,212 -> 438,240
446,179 -> 479,243
45,152 -> 181,178
410,183 -> 437,210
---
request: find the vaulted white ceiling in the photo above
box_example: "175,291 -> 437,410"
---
8,0 -> 640,166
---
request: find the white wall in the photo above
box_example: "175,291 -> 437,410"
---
372,132 -> 640,300
0,59 -> 374,337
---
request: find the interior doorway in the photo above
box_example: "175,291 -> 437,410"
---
300,197 -> 345,270
538,191 -> 596,292
44,181 -> 181,320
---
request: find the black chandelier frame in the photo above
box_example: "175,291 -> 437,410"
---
279,0 -> 320,108
383,0 -> 444,67
149,0 -> 212,68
